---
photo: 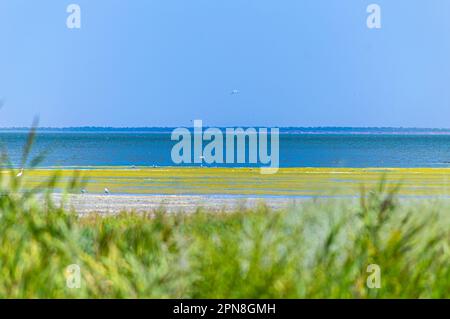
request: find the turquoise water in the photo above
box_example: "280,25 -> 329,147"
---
1,128 -> 450,168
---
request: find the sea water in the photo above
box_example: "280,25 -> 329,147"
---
1,128 -> 450,168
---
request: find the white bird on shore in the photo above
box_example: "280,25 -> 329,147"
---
16,168 -> 24,178
104,188 -> 110,194
81,189 -> 87,194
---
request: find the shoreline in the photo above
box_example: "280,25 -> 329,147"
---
55,193 -> 450,215
55,194 -> 307,214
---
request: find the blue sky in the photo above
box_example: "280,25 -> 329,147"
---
0,1 -> 449,127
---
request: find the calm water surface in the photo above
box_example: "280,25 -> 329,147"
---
1,130 -> 450,168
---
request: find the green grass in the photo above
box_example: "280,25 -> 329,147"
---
0,169 -> 449,298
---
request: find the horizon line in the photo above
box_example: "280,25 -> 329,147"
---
2,126 -> 450,131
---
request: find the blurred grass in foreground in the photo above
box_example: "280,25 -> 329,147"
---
0,170 -> 449,298
0,127 -> 449,298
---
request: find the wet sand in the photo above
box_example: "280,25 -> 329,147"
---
55,194 -> 306,215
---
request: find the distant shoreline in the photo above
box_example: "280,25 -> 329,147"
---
3,127 -> 450,135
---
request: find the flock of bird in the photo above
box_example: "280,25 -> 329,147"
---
15,168 -> 110,195
81,188 -> 109,194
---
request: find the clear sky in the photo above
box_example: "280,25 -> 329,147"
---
0,1 -> 449,127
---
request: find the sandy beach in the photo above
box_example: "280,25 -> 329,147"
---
56,194 -> 305,215
56,192 -> 449,215
27,166 -> 450,215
